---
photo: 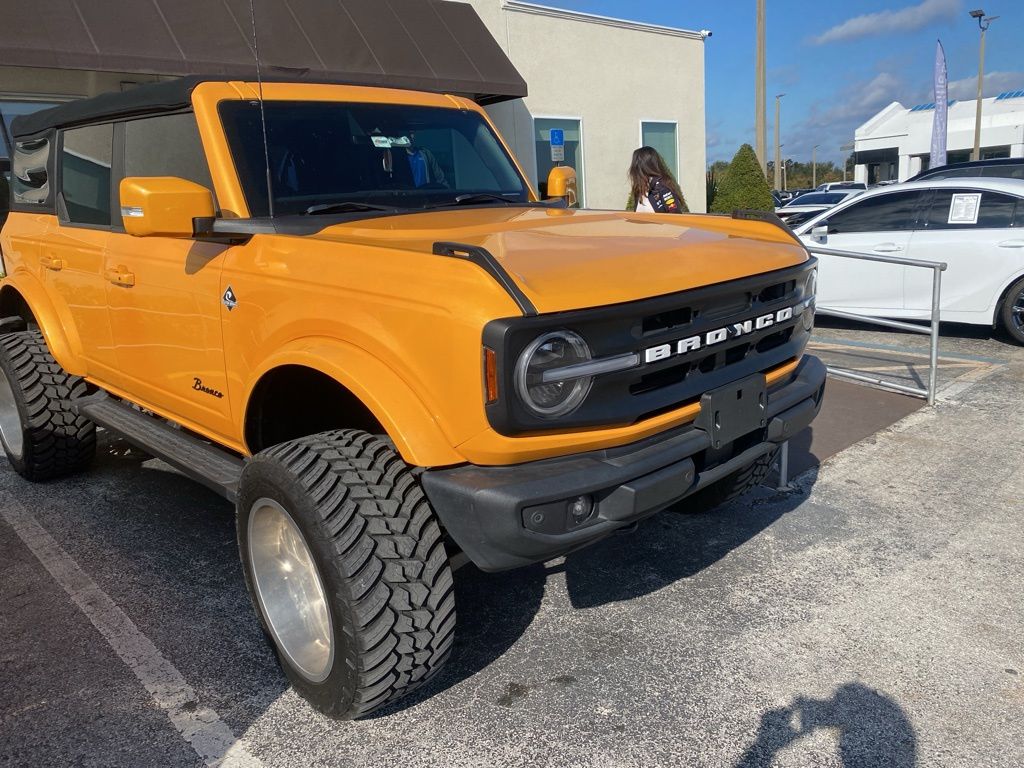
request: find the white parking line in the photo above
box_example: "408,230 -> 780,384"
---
0,493 -> 264,768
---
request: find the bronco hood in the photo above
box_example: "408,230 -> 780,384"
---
316,207 -> 810,314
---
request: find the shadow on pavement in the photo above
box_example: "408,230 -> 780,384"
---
380,468 -> 819,715
736,682 -> 917,767
559,468 -> 817,609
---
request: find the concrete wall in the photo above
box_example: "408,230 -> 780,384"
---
464,0 -> 708,212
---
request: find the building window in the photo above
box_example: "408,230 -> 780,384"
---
534,118 -> 584,205
640,121 -> 679,179
60,123 -> 113,227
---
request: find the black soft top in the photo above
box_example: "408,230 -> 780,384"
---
12,78 -> 205,138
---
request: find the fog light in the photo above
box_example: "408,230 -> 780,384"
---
568,495 -> 594,525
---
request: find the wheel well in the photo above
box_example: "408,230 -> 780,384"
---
994,273 -> 1024,328
244,365 -> 386,453
0,286 -> 37,328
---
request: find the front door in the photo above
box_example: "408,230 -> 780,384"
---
805,190 -> 927,313
103,112 -> 234,438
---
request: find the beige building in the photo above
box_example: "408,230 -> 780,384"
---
464,0 -> 709,211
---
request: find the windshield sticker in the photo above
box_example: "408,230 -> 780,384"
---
948,193 -> 981,224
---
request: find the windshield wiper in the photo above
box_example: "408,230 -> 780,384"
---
303,201 -> 397,215
431,193 -> 524,208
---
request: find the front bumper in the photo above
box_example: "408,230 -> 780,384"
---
422,355 -> 826,572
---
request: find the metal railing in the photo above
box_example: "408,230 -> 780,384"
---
807,245 -> 948,406
775,244 -> 948,490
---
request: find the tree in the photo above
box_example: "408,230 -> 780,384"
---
710,144 -> 774,213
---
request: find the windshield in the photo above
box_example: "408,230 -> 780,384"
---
786,192 -> 847,206
220,101 -> 531,217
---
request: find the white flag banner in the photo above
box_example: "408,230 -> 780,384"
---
930,39 -> 948,168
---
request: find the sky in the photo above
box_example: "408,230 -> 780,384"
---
542,0 -> 1024,164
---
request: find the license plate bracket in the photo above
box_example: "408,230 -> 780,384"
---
696,374 -> 768,449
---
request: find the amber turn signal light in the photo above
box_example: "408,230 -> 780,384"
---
484,347 -> 499,404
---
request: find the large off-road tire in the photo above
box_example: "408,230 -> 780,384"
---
680,448 -> 779,514
236,429 -> 456,719
999,275 -> 1024,345
0,329 -> 96,480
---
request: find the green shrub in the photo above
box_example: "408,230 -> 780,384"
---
709,144 -> 774,214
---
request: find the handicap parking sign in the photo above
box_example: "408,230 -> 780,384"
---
549,129 -> 565,162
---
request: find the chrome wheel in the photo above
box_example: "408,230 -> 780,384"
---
248,498 -> 334,683
0,367 -> 24,460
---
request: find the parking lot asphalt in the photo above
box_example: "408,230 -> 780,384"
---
1,324 -> 1022,768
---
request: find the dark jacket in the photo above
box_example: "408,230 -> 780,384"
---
646,177 -> 685,213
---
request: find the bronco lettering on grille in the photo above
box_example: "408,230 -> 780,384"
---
643,306 -> 796,364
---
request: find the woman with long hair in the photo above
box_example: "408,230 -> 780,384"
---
628,146 -> 688,214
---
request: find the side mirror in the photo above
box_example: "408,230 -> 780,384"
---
119,176 -> 215,238
546,166 -> 579,208
811,224 -> 828,242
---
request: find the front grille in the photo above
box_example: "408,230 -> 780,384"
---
483,260 -> 816,436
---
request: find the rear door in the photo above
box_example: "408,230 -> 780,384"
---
905,188 -> 1024,321
48,122 -> 119,379
802,190 -> 928,313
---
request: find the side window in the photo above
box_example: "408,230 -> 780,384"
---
124,113 -> 213,192
925,190 -> 1018,230
824,191 -> 924,234
1015,199 -> 1024,228
12,135 -> 52,208
60,124 -> 113,226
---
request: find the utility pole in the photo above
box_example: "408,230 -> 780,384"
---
755,0 -> 767,175
812,144 -> 819,188
969,9 -> 998,162
773,93 -> 784,190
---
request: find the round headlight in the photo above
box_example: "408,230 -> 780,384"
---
514,331 -> 593,418
803,268 -> 817,331
805,268 -> 818,300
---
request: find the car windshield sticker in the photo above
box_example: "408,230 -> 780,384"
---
948,193 -> 981,225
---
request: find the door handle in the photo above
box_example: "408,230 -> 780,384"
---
998,240 -> 1024,249
105,266 -> 136,287
40,256 -> 64,271
872,244 -> 904,253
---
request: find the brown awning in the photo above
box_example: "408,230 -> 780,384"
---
0,0 -> 526,105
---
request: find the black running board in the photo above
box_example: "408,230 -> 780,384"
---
72,392 -> 244,502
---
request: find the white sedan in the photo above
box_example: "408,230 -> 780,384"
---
791,178 -> 1024,343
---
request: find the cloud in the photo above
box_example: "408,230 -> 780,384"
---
810,0 -> 961,46
946,70 -> 1024,101
783,72 -> 906,162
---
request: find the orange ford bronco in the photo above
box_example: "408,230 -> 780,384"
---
0,77 -> 824,718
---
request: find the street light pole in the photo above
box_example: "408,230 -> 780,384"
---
774,93 -> 784,190
755,0 -> 767,175
812,144 -> 819,188
969,9 -> 998,162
